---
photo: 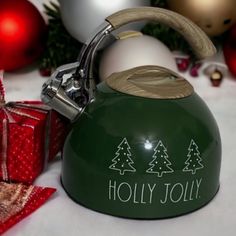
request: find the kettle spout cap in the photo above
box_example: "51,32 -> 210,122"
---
41,80 -> 83,121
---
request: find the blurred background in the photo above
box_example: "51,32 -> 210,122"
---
1,0 -> 236,90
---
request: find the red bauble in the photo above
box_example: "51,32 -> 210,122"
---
0,0 -> 47,71
190,63 -> 202,77
223,24 -> 236,77
175,55 -> 190,72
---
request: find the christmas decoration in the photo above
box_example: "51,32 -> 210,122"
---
0,0 -> 47,71
223,24 -> 236,77
167,0 -> 236,37
190,63 -> 203,77
59,0 -> 151,43
173,52 -> 191,72
109,138 -> 136,175
0,77 -> 68,184
0,182 -> 56,234
210,70 -> 224,87
183,140 -> 204,175
146,140 -> 173,177
99,32 -> 177,80
39,2 -> 82,74
203,62 -> 227,86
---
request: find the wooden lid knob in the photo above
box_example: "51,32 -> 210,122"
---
106,65 -> 194,99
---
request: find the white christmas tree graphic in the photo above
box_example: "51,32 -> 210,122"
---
183,139 -> 204,175
146,140 -> 174,177
109,138 -> 136,175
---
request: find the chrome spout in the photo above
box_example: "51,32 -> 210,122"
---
41,81 -> 83,121
41,62 -> 86,121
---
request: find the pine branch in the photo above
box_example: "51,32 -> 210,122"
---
151,0 -> 168,7
143,0 -> 195,57
39,1 -> 83,71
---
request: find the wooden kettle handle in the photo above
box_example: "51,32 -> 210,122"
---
106,7 -> 216,59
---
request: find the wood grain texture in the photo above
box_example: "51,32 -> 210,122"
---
116,31 -> 143,40
106,7 -> 216,59
106,65 -> 194,99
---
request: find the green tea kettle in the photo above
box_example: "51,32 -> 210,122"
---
41,7 -> 221,219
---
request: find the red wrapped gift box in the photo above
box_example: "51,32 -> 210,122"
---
0,77 -> 69,184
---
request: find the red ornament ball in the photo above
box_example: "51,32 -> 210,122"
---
223,24 -> 236,77
175,56 -> 190,72
0,0 -> 47,71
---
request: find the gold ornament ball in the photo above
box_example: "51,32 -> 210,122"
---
167,0 -> 236,36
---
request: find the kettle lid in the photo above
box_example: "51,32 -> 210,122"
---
106,65 -> 194,99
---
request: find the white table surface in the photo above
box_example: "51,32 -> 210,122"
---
2,53 -> 236,236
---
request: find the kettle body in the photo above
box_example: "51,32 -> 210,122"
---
41,7 -> 221,219
62,81 -> 221,219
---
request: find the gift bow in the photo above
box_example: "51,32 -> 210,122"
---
0,77 -> 49,181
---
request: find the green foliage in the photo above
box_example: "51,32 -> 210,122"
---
144,0 -> 193,55
39,1 -> 82,70
151,0 -> 168,7
142,23 -> 193,54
